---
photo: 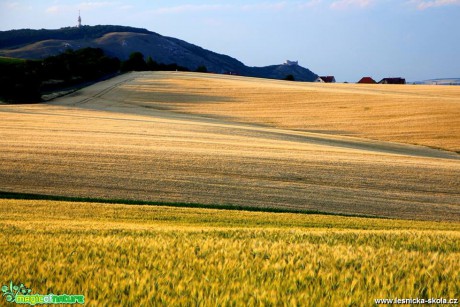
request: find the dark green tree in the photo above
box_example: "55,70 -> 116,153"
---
284,74 -> 295,81
121,52 -> 147,71
0,60 -> 41,102
195,65 -> 208,73
146,56 -> 158,71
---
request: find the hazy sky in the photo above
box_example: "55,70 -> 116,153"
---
1,0 -> 459,81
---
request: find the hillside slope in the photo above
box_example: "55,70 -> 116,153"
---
1,72 -> 458,221
132,73 -> 459,153
0,26 -> 317,81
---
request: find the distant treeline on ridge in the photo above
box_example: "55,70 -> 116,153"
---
0,47 -> 191,103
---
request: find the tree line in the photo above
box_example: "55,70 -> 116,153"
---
0,48 -> 201,103
120,51 -> 190,73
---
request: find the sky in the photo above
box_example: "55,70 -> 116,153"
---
1,0 -> 459,82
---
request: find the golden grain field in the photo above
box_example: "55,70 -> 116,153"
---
1,199 -> 459,306
0,72 -> 459,221
115,72 -> 460,152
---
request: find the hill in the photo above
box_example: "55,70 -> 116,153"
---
0,26 -> 317,81
0,56 -> 26,64
0,25 -> 151,48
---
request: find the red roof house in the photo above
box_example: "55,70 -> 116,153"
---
357,77 -> 376,84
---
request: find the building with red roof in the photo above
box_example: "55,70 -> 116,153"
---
357,77 -> 376,84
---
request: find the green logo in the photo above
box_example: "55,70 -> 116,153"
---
1,281 -> 84,305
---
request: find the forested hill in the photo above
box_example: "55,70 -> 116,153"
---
0,25 -> 152,49
0,25 -> 318,82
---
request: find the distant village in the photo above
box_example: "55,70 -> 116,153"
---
316,76 -> 406,85
313,75 -> 460,85
283,60 -> 406,84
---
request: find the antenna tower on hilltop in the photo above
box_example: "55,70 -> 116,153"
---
78,10 -> 82,28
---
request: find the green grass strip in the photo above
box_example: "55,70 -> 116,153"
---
0,190 -> 386,219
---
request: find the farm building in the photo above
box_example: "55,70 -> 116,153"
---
357,77 -> 376,84
316,76 -> 336,83
378,78 -> 406,84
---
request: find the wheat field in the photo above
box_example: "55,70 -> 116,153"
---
1,199 -> 459,306
115,72 -> 460,152
1,72 -> 460,305
0,72 -> 459,220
